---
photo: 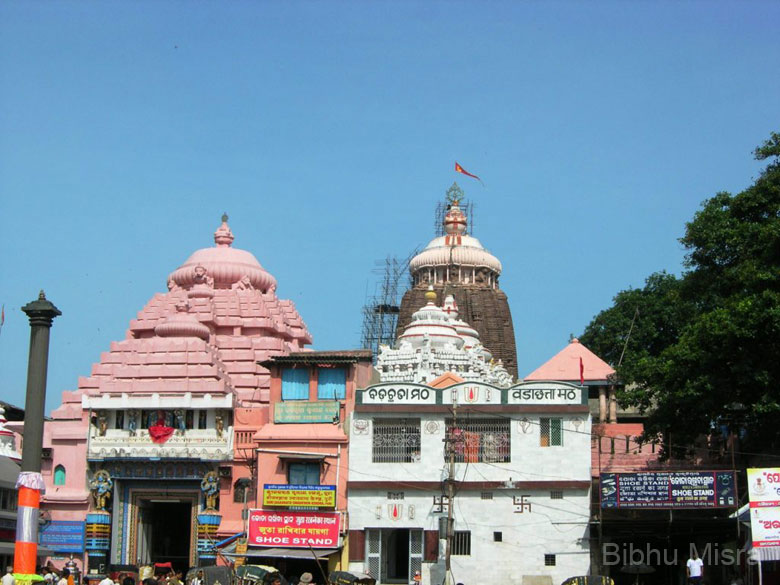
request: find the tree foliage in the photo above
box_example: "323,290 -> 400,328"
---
580,132 -> 780,453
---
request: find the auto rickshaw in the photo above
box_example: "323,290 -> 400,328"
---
185,566 -> 235,585
235,565 -> 287,585
561,576 -> 615,585
327,571 -> 376,585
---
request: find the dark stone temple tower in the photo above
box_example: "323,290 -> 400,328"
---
396,184 -> 518,379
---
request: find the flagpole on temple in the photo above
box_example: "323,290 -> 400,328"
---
14,291 -> 61,585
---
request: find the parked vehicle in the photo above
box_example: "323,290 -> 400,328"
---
186,566 -> 235,585
561,576 -> 615,585
327,571 -> 376,585
236,565 -> 286,585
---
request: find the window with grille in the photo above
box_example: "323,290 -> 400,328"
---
445,418 -> 510,462
544,554 -> 556,566
452,531 -> 471,555
481,492 -> 493,500
0,488 -> 17,511
387,492 -> 405,500
550,490 -> 563,499
233,478 -> 252,503
540,417 -> 563,447
372,418 -> 421,463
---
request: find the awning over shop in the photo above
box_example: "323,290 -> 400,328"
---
750,547 -> 780,562
246,547 -> 338,559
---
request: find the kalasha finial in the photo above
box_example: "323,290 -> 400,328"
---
214,214 -> 235,247
39,290 -> 46,300
424,285 -> 437,303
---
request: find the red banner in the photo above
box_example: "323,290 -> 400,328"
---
248,510 -> 340,548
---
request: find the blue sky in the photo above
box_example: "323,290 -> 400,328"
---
1,1 -> 778,413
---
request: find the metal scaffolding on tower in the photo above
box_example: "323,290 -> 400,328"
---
360,249 -> 419,361
434,199 -> 475,236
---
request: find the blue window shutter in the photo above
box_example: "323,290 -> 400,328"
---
282,368 -> 310,400
317,368 -> 347,400
289,462 -> 320,486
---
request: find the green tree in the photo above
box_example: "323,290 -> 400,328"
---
580,132 -> 780,453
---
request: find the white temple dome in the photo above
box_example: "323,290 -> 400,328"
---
168,215 -> 278,293
397,288 -> 464,350
409,235 -> 503,274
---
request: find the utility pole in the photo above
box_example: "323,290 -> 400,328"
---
444,399 -> 458,585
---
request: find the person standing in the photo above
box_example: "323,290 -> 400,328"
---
687,549 -> 704,585
58,570 -> 70,585
99,573 -> 114,585
2,566 -> 15,585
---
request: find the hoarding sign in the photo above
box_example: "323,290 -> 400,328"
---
248,510 -> 340,548
39,521 -> 85,553
274,401 -> 340,424
263,484 -> 336,507
600,471 -> 737,509
748,467 -> 780,547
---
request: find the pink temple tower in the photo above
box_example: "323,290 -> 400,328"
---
38,215 -> 312,575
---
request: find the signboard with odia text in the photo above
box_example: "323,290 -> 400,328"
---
600,471 -> 737,509
274,401 -> 340,423
748,467 -> 780,547
263,484 -> 336,507
357,381 -> 585,405
248,510 -> 340,548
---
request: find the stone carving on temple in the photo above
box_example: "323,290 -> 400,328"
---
231,275 -> 254,291
89,470 -> 113,512
193,265 -> 214,288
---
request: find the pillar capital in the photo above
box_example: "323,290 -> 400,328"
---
22,290 -> 61,328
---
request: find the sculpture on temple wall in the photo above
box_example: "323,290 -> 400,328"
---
215,412 -> 224,438
193,265 -> 214,289
128,410 -> 138,436
174,410 -> 186,435
89,470 -> 113,512
167,278 -> 181,292
231,275 -> 254,291
97,411 -> 107,436
201,471 -> 219,511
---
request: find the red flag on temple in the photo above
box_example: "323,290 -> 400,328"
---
455,162 -> 482,182
579,357 -> 584,385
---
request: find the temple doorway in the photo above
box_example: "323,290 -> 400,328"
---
136,499 -> 193,573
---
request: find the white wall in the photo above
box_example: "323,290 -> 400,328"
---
347,406 -> 592,584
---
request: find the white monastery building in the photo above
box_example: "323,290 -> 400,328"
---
347,293 -> 592,585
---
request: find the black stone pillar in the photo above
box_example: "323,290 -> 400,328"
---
20,290 -> 61,473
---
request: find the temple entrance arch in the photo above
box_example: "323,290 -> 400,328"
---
127,488 -> 200,571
